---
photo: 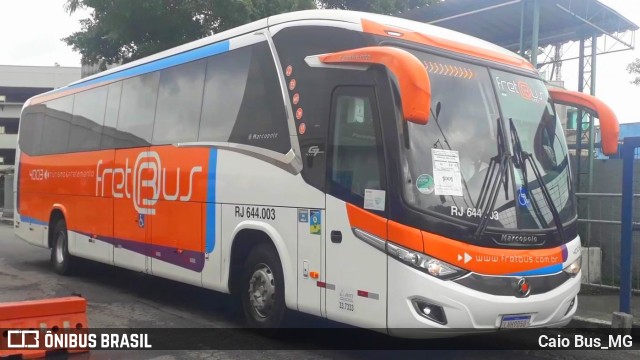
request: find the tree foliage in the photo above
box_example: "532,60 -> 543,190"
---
63,0 -> 440,68
319,0 -> 438,14
628,58 -> 640,86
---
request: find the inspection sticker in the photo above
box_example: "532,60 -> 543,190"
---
310,210 -> 321,235
432,148 -> 463,197
364,189 -> 386,211
298,209 -> 308,223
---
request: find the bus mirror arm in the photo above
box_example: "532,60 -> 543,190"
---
547,87 -> 620,156
318,46 -> 431,125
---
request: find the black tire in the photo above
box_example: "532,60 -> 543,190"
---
50,219 -> 76,275
241,243 -> 286,331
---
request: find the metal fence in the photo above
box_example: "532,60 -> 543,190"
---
577,137 -> 640,316
577,192 -> 640,290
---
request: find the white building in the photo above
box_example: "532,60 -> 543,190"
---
0,65 -> 81,169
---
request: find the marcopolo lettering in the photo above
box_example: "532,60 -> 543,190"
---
96,151 -> 202,215
496,234 -> 541,245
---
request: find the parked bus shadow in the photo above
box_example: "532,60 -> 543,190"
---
38,258 -> 569,355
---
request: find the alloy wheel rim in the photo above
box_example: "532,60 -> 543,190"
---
248,263 -> 276,319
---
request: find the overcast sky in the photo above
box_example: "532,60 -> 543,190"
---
0,0 -> 639,123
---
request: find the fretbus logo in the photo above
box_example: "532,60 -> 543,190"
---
495,76 -> 545,103
96,151 -> 202,215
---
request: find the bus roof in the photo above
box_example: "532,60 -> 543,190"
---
32,10 -> 534,105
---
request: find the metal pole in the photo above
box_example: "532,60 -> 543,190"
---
586,34 -> 597,252
576,38 -> 585,191
619,138 -> 636,314
531,0 -> 540,68
519,0 -> 526,57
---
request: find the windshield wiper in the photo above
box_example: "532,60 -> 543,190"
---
509,118 -> 567,243
474,118 -> 510,239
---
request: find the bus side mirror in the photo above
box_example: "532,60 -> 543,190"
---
318,46 -> 431,125
547,87 -> 620,156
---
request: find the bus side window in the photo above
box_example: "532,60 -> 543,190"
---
101,81 -> 123,150
41,96 -> 74,155
198,42 -> 291,154
152,59 -> 206,145
19,105 -> 46,156
69,85 -> 108,152
327,87 -> 386,211
116,72 -> 160,148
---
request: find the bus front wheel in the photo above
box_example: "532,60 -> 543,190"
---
241,243 -> 286,330
51,219 -> 76,275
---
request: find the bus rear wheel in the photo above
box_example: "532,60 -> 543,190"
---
51,219 -> 76,275
241,243 -> 286,330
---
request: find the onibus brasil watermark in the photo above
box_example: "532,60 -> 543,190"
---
5,330 -> 152,350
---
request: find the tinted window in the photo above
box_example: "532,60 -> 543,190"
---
328,88 -> 385,209
101,81 -> 123,149
199,46 -> 251,143
117,72 -> 160,147
41,96 -> 74,154
69,86 -> 107,152
18,104 -> 47,155
153,60 -> 206,144
199,42 -> 291,154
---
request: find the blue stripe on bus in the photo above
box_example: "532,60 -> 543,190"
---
20,215 -> 47,226
509,263 -> 563,277
65,40 -> 231,92
205,148 -> 218,253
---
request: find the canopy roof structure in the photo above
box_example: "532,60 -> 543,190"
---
401,0 -> 637,66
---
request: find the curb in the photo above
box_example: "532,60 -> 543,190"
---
570,316 -> 640,329
570,316 -> 613,328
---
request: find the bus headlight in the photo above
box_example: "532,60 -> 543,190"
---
563,257 -> 581,277
387,242 -> 468,280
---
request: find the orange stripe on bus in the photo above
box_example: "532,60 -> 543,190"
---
388,220 -> 423,253
422,231 -> 564,276
361,19 -> 535,72
345,203 -> 387,240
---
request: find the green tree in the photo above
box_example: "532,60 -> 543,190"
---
628,58 -> 640,86
64,0 -> 440,68
320,0 -> 439,14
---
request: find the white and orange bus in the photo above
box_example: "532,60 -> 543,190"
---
15,10 -> 619,336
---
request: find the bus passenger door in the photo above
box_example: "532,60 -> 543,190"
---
324,87 -> 388,329
113,148 -> 150,273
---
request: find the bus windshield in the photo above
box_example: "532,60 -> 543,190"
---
398,50 -> 576,231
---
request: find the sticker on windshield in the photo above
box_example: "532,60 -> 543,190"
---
416,174 -> 435,194
364,189 -> 386,211
517,186 -> 530,207
432,148 -> 463,197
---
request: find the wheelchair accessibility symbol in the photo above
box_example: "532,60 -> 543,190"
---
517,186 -> 530,207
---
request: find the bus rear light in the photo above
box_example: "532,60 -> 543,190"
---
411,299 -> 447,325
387,242 -> 467,280
562,257 -> 581,277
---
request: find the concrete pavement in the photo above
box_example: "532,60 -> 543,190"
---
0,223 -> 638,359
573,286 -> 639,327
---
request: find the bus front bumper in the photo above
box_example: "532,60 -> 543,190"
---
387,257 -> 580,338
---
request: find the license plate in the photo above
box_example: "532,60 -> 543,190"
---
500,315 -> 531,328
